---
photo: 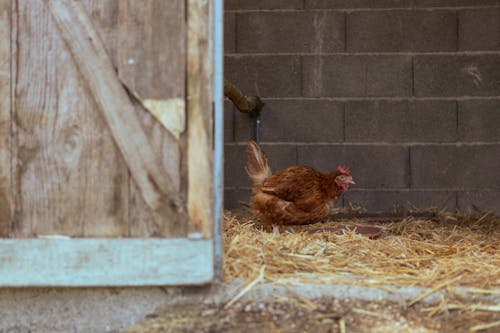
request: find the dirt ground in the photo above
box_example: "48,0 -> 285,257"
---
125,296 -> 499,333
124,210 -> 498,333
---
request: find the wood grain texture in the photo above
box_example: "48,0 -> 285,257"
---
78,0 -> 130,237
117,0 -> 187,238
12,0 -> 128,237
47,0 -> 187,230
0,0 -> 11,237
187,0 -> 214,238
0,238 -> 213,286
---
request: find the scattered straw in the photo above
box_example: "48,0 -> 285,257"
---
470,320 -> 500,332
446,304 -> 500,312
352,308 -> 392,319
339,318 -> 346,333
223,210 -> 500,292
224,265 -> 265,309
408,275 -> 463,307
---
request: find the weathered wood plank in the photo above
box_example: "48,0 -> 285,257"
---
81,0 -> 119,69
0,0 -> 11,237
118,0 -> 186,238
118,0 -> 186,140
78,0 -> 130,237
47,0 -> 187,226
187,0 -> 214,238
0,238 -> 213,286
12,0 -> 128,237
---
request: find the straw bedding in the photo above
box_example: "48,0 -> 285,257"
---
223,209 -> 500,291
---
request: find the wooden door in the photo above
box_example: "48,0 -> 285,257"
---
0,0 -> 217,286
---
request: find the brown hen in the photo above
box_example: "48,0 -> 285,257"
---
246,141 -> 354,225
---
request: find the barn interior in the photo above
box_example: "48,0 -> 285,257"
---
0,1 -> 498,333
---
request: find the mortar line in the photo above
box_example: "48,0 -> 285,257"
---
225,6 -> 500,13
225,142 -> 500,146
226,51 -> 500,56
223,186 -> 500,192
228,97 -> 500,102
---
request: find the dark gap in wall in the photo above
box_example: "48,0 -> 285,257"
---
295,143 -> 299,166
343,11 -> 347,52
342,102 -> 346,142
234,12 -> 238,52
411,56 -> 415,97
455,10 -> 460,52
408,147 -> 412,189
299,56 -> 304,97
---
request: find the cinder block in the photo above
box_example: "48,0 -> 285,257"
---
234,109 -> 253,142
458,100 -> 500,141
414,55 -> 500,97
344,190 -> 457,212
303,55 -> 412,97
416,0 -> 500,8
224,143 -> 297,187
410,144 -> 500,188
458,190 -> 500,213
459,9 -> 500,51
305,0 -> 414,9
297,145 -> 409,188
225,0 -> 303,10
347,10 -> 457,52
237,11 -> 344,53
224,13 -> 236,53
235,99 -> 344,142
224,188 -> 252,210
345,100 -> 457,142
224,100 -> 235,142
225,55 -> 301,97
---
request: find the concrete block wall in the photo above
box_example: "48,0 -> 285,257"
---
224,0 -> 500,213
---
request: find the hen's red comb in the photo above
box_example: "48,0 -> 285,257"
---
337,165 -> 351,175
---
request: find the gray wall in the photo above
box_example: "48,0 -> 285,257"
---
224,0 -> 500,213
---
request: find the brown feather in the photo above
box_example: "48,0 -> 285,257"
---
245,140 -> 272,187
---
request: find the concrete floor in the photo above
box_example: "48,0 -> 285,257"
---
1,279 -> 497,333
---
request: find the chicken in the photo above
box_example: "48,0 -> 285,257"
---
245,141 -> 355,225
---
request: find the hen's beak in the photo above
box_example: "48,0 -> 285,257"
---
347,177 -> 355,184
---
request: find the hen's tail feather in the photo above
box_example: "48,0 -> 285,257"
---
246,140 -> 272,186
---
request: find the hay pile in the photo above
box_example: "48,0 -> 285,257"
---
223,209 -> 500,291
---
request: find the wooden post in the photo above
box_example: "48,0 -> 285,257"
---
0,0 -> 11,236
187,0 -> 214,238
